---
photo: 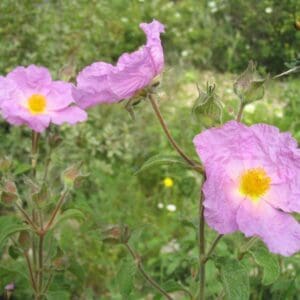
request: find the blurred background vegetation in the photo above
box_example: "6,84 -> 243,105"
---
0,0 -> 300,299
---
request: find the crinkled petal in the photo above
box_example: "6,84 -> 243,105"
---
49,106 -> 87,125
109,47 -> 155,99
6,65 -> 51,97
140,20 -> 165,74
73,62 -> 119,108
74,20 -> 165,109
194,121 -> 300,213
0,76 -> 23,106
193,121 -> 260,164
203,163 -> 243,234
1,101 -> 50,132
46,81 -> 75,110
236,200 -> 300,256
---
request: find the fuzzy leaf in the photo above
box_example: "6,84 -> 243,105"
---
52,208 -> 85,229
216,257 -> 249,300
117,258 -> 136,298
135,154 -> 191,174
250,246 -> 280,285
0,216 -> 29,249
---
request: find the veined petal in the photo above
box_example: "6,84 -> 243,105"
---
236,200 -> 300,256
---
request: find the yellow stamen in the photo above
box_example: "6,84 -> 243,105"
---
239,167 -> 271,202
27,94 -> 46,114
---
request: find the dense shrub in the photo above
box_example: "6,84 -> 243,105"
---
0,0 -> 299,74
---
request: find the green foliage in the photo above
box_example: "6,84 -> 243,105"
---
0,0 -> 299,75
216,257 -> 250,300
250,246 -> 280,285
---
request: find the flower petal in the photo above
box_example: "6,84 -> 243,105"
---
49,106 -> 87,125
236,200 -> 300,256
6,65 -> 52,97
203,163 -> 243,234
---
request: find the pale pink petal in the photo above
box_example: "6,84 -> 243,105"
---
73,62 -> 119,108
236,200 -> 300,256
46,81 -> 74,110
6,65 -> 51,97
49,106 -> 87,125
203,163 -> 243,234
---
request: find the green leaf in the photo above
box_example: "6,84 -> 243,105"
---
250,246 -> 280,285
116,258 -> 136,298
0,216 -> 29,249
135,154 -> 191,174
161,279 -> 186,293
52,208 -> 85,229
216,257 -> 249,300
46,291 -> 70,300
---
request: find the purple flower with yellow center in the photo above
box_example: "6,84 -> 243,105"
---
0,65 -> 87,132
194,120 -> 300,256
73,20 -> 165,109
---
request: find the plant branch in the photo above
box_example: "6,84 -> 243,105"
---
202,234 -> 223,264
15,203 -> 39,231
124,243 -> 174,300
24,251 -> 37,292
198,188 -> 206,300
236,103 -> 245,122
44,189 -> 68,232
149,93 -> 203,173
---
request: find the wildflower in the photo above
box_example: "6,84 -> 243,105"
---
166,204 -> 176,212
158,202 -> 164,209
265,7 -> 273,14
0,65 -> 87,132
73,20 -> 165,109
163,177 -> 174,188
193,121 -> 300,256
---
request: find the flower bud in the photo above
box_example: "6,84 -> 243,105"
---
1,180 -> 18,206
233,61 -> 267,105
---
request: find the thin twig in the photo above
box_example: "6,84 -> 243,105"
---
15,203 -> 39,231
44,190 -> 68,232
148,93 -> 203,173
236,103 -> 245,122
198,189 -> 206,300
24,251 -> 37,292
202,234 -> 223,264
124,243 -> 174,300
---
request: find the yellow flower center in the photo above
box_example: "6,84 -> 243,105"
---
239,168 -> 271,201
163,177 -> 174,188
27,94 -> 47,114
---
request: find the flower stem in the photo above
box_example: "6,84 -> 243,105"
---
124,243 -> 173,300
149,93 -> 203,173
198,189 -> 206,300
236,103 -> 245,122
31,131 -> 40,177
202,234 -> 223,264
24,251 -> 37,293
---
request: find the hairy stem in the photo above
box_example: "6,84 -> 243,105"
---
125,243 -> 173,300
44,189 -> 68,232
31,131 -> 40,177
149,93 -> 203,172
24,251 -> 37,293
15,203 -> 39,231
198,188 -> 206,300
236,103 -> 245,122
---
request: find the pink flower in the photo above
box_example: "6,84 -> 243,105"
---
73,20 -> 165,109
0,65 -> 87,132
194,121 -> 300,256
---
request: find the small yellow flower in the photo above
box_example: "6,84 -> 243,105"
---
163,177 -> 174,188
